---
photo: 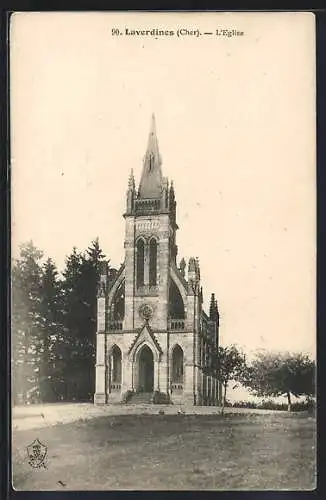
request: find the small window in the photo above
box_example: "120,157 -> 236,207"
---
136,239 -> 145,287
149,154 -> 154,171
149,238 -> 157,286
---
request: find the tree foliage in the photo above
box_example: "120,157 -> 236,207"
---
12,238 -> 108,404
204,344 -> 246,414
38,257 -> 65,402
60,239 -> 107,400
12,241 -> 44,404
241,351 -> 316,411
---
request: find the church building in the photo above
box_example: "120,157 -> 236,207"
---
94,115 -> 220,406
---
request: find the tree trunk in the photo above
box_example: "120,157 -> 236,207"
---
221,383 -> 227,415
287,391 -> 292,412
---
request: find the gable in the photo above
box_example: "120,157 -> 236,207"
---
128,323 -> 163,362
170,264 -> 188,303
107,264 -> 125,306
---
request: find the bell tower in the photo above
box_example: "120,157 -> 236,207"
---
95,114 -> 220,406
123,114 -> 178,331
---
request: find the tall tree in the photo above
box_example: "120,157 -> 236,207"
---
12,241 -> 44,404
60,247 -> 86,400
60,240 -> 106,400
82,238 -> 107,395
38,257 -> 65,402
204,345 -> 246,414
241,351 -> 316,411
85,237 -> 107,337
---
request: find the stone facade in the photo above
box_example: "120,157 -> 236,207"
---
94,115 -> 220,406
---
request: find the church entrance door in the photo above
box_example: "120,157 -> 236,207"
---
138,345 -> 154,392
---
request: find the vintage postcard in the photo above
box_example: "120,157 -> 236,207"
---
10,11 -> 316,490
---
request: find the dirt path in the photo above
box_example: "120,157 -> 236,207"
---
12,403 -> 290,431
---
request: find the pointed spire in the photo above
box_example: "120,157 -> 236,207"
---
195,257 -> 200,279
126,168 -> 136,213
179,257 -> 186,277
138,114 -> 163,199
128,168 -> 135,189
209,294 -> 219,323
146,114 -> 162,162
215,300 -> 220,327
188,257 -> 196,273
169,180 -> 175,199
209,293 -> 216,320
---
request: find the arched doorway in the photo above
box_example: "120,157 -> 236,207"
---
137,345 -> 154,393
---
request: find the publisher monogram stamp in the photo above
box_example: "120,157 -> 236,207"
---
26,439 -> 48,469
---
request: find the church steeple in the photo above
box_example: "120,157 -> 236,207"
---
95,115 -> 221,407
138,114 -> 163,199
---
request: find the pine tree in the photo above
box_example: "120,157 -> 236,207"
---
60,240 -> 107,401
82,238 -> 107,397
85,237 -> 107,339
60,247 -> 85,400
38,258 -> 65,402
12,241 -> 44,404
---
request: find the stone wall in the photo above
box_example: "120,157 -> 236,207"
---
95,328 -> 219,406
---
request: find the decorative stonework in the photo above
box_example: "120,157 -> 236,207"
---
136,284 -> 159,297
128,323 -> 163,361
139,303 -> 154,321
97,280 -> 106,298
136,220 -> 160,232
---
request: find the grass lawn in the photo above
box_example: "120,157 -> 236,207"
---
12,412 -> 316,491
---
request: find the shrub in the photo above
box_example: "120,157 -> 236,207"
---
152,391 -> 170,404
229,398 -> 315,412
232,400 -> 258,409
120,390 -> 134,404
260,399 -> 284,410
291,399 -> 316,413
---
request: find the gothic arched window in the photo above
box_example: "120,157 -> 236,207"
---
172,345 -> 184,383
111,346 -> 122,384
112,282 -> 125,320
136,239 -> 145,287
149,238 -> 157,286
169,280 -> 185,319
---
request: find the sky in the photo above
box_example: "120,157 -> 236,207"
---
11,12 -> 316,358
